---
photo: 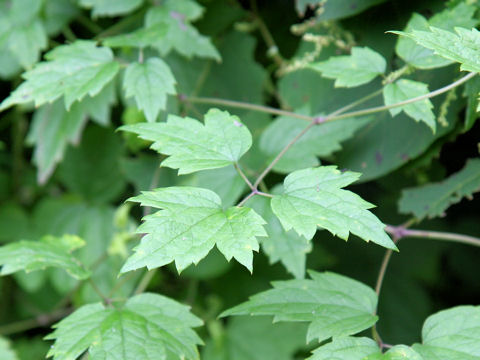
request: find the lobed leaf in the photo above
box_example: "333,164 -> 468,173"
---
222,271 -> 379,343
121,186 -> 266,273
309,47 -> 386,88
271,167 -> 397,250
46,293 -> 203,360
399,158 -> 480,220
0,234 -> 90,280
121,109 -> 252,174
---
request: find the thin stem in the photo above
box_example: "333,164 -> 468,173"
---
0,308 -> 71,336
328,88 -> 383,117
234,162 -> 254,190
88,279 -> 110,305
185,96 -> 313,121
374,249 -> 394,302
95,9 -> 147,39
253,121 -> 316,188
237,192 -> 256,207
257,191 -> 273,198
134,269 -> 157,295
325,72 -> 476,122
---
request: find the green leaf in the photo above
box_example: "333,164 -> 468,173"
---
383,345 -> 424,360
121,109 -> 252,174
0,234 -> 90,280
248,194 -> 311,279
0,336 -> 19,360
260,112 -> 372,173
295,0 -> 386,20
122,187 -> 266,273
123,58 -> 177,122
271,167 -> 397,250
463,76 -> 480,131
145,0 -> 220,60
413,306 -> 480,359
46,293 -> 203,360
399,158 -> 480,220
1,40 -> 120,111
222,271 -> 379,343
309,47 -> 386,87
103,24 -> 168,48
79,0 -> 143,17
383,79 -> 436,132
392,26 -> 480,73
308,337 -> 380,360
395,3 -> 478,69
43,0 -> 80,36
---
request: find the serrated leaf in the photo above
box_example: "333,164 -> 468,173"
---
0,234 -> 90,280
121,187 -> 266,273
383,79 -> 436,132
0,337 -> 19,360
46,293 -> 203,360
412,306 -> 480,359
308,337 -> 380,360
395,3 -> 478,69
309,47 -> 386,87
393,26 -> 480,73
222,271 -> 379,343
0,40 -> 120,111
271,167 -> 396,250
248,194 -> 311,279
145,0 -> 220,60
123,58 -> 176,122
121,109 -> 252,174
260,112 -> 372,173
399,158 -> 480,220
103,24 -> 168,48
79,0 -> 143,17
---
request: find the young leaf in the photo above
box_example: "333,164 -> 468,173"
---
123,58 -> 177,123
399,158 -> 480,219
222,271 -> 379,343
0,337 -> 19,360
145,0 -> 220,60
121,109 -> 252,174
271,167 -> 397,250
0,40 -> 120,111
121,187 -> 266,273
392,26 -> 480,73
102,24 -> 168,48
309,47 -> 386,87
308,337 -> 381,360
383,79 -> 436,132
46,293 -> 203,360
0,234 -> 90,280
79,0 -> 143,17
413,306 -> 480,359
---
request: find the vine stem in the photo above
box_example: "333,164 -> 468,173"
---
0,308 -> 71,336
234,162 -> 254,190
133,269 -> 157,295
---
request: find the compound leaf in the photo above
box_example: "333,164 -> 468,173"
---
309,47 -> 386,87
121,109 -> 252,174
79,0 -> 143,17
271,167 -> 396,250
0,234 -> 90,280
399,158 -> 480,220
121,187 -> 266,273
123,57 -> 176,122
222,271 -> 378,343
413,306 -> 480,359
46,293 -> 203,360
383,79 -> 436,132
1,40 -> 119,111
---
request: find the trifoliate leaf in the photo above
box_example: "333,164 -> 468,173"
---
392,26 -> 480,73
0,337 -> 19,360
395,3 -> 477,69
383,79 -> 436,132
0,40 -> 120,111
102,24 -> 168,48
399,158 -> 480,220
79,0 -> 143,17
123,58 -> 177,122
46,293 -> 203,360
222,271 -> 379,343
248,195 -> 311,279
260,113 -> 372,173
121,187 -> 266,273
0,234 -> 90,280
271,167 -> 396,250
121,109 -> 252,174
308,337 -> 381,360
145,0 -> 220,60
309,47 -> 386,87
413,306 -> 480,359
